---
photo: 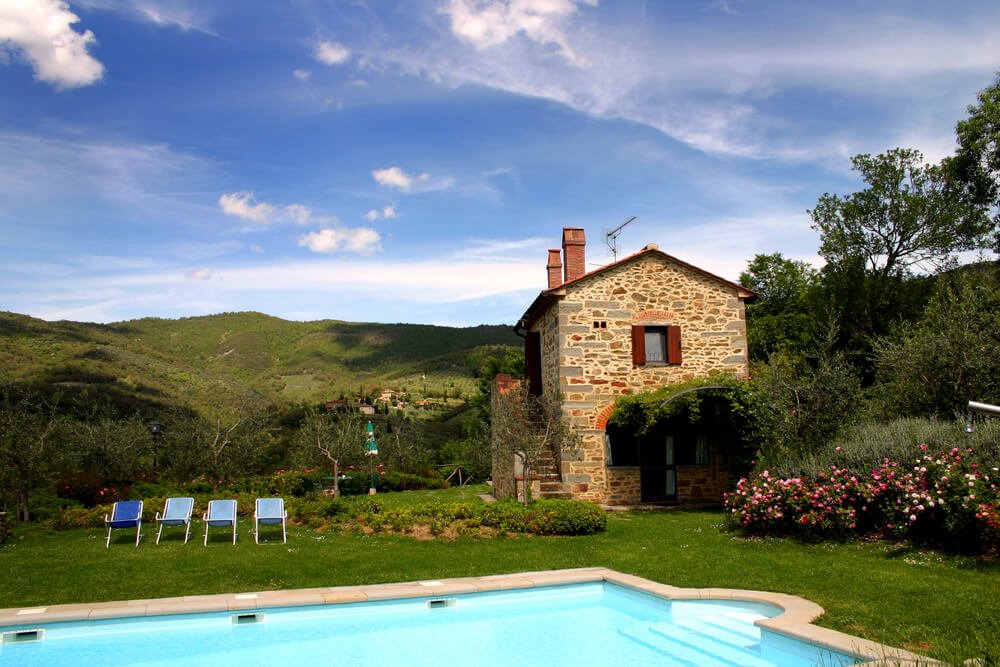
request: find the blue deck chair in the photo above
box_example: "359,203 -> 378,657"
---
104,500 -> 143,548
203,499 -> 238,546
254,498 -> 287,544
155,497 -> 194,545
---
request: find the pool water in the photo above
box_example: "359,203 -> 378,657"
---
0,582 -> 860,666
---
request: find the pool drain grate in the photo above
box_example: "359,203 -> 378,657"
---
3,629 -> 44,643
231,612 -> 265,625
427,598 -> 457,609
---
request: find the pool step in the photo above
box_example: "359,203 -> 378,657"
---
675,616 -> 761,650
619,622 -> 774,667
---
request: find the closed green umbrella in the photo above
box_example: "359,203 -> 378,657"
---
365,421 -> 378,495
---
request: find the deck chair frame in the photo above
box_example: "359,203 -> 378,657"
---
254,498 -> 287,544
155,497 -> 194,545
203,499 -> 238,546
104,500 -> 143,548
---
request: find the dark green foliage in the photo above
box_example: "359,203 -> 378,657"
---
609,373 -> 758,479
948,72 -> 1000,248
748,343 -> 862,467
873,267 -> 1000,418
740,253 -> 819,359
528,498 -> 608,535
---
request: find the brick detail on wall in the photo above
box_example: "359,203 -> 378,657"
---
594,403 -> 616,431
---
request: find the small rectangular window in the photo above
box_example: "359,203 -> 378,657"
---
593,320 -> 607,329
644,328 -> 667,363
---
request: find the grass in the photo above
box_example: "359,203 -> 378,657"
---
2,485 -> 998,663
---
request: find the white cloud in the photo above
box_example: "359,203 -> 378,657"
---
314,40 -> 351,66
373,166 -> 424,191
293,68 -> 311,81
364,204 -> 399,221
187,268 -> 213,280
298,227 -> 382,255
440,0 -> 595,66
77,0 -> 216,34
218,191 -> 275,223
371,166 -> 444,192
285,203 -> 312,225
0,0 -> 104,88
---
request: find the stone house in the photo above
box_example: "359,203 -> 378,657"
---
494,227 -> 754,505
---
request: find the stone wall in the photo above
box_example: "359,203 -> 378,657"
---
530,250 -> 750,504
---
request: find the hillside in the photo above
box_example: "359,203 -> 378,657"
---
0,311 -> 520,415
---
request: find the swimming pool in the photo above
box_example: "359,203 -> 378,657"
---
0,569 -> 920,666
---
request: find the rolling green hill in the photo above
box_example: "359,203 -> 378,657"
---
0,311 -> 520,415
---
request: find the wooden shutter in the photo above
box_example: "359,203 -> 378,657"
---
631,325 -> 646,366
525,331 -> 542,395
667,325 -> 682,365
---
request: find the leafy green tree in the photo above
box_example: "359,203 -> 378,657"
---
873,268 -> 1000,418
947,73 -> 1000,247
739,253 -> 819,359
748,333 -> 863,467
67,413 -> 152,483
491,384 -> 576,505
810,148 -> 992,344
290,407 -> 367,495
0,384 -> 67,521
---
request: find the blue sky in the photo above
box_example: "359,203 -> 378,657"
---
1,0 -> 997,326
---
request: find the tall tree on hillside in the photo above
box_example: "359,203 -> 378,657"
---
739,253 -> 819,360
947,73 -> 1000,249
809,148 -> 992,343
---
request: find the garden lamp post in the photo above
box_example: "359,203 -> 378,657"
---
365,420 -> 379,495
148,419 -> 161,473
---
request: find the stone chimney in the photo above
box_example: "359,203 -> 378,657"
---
562,227 -> 586,283
546,249 -> 563,289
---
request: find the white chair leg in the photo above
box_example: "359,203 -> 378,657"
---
232,522 -> 237,545
156,522 -> 164,545
255,520 -> 259,544
183,522 -> 190,544
282,519 -> 286,544
135,521 -> 142,547
204,523 -> 209,547
106,525 -> 112,549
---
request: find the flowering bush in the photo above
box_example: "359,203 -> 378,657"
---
725,446 -> 998,552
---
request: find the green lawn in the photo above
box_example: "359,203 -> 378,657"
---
2,486 -> 997,662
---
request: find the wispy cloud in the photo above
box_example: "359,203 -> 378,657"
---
440,0 -> 595,66
293,68 -> 311,81
78,0 -> 217,34
298,227 -> 382,255
372,4 -> 999,160
0,0 -> 104,88
364,204 -> 398,221
314,40 -> 351,65
372,166 -> 454,193
218,191 -> 275,223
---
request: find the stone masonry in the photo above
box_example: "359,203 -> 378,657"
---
516,231 -> 753,505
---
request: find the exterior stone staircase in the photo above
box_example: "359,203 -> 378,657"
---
534,450 -> 571,499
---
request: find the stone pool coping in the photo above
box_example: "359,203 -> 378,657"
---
0,567 -> 934,665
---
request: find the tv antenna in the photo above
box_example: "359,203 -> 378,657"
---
605,216 -> 637,261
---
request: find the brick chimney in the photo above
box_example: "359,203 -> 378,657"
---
546,249 -> 563,289
562,227 -> 586,283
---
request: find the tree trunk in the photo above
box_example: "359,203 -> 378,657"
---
332,459 -> 340,497
18,490 -> 29,523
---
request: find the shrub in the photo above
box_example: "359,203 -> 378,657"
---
726,446 -> 999,552
529,499 -> 608,536
378,471 -> 447,492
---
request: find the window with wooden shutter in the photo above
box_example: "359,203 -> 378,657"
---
631,325 -> 646,366
667,325 -> 682,365
633,324 -> 682,366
